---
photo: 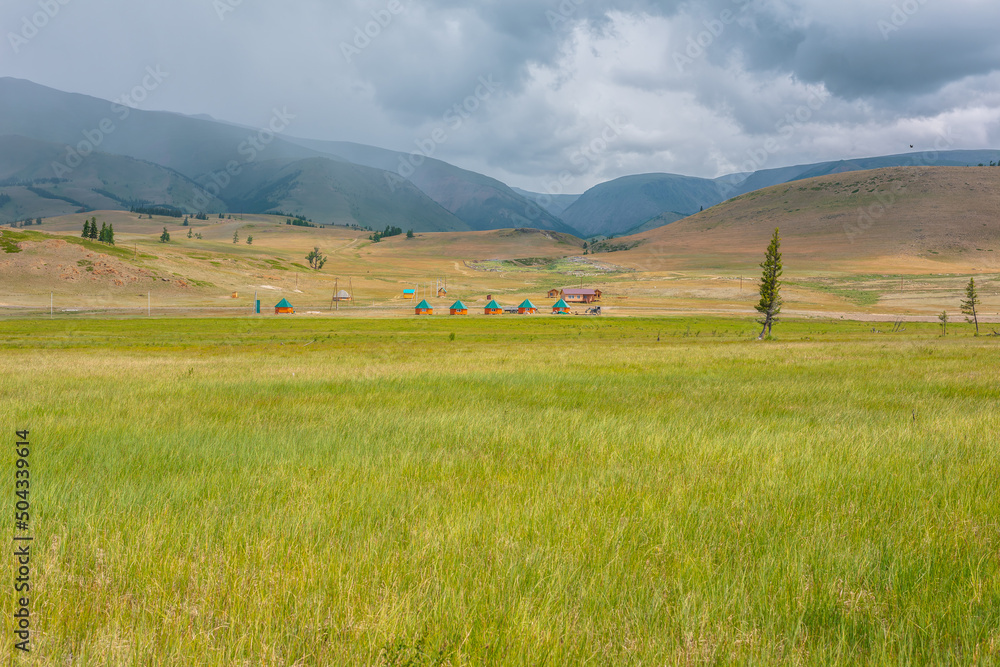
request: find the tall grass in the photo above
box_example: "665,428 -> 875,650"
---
1,318 -> 998,664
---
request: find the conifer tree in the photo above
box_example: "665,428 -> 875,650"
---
88,217 -> 98,240
106,223 -> 115,246
960,277 -> 981,334
233,230 -> 239,243
160,227 -> 170,243
756,227 -> 783,339
99,222 -> 108,243
81,219 -> 91,238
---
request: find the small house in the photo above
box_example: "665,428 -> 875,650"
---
275,298 -> 294,314
415,299 -> 433,315
437,287 -> 448,297
449,300 -> 468,315
484,299 -> 502,315
552,298 -> 570,314
547,289 -> 560,298
403,289 -> 416,299
562,288 -> 601,304
518,299 -> 537,314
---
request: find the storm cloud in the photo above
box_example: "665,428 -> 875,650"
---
2,0 -> 998,191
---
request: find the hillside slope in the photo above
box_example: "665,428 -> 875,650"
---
222,157 -> 470,231
611,166 -> 1000,272
0,135 -> 227,221
287,139 -> 581,235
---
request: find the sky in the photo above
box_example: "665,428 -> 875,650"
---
3,0 -> 1000,193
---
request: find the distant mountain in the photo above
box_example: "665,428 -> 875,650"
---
220,156 -> 469,232
559,173 -> 726,238
0,134 -> 227,222
0,78 -> 321,178
509,188 -> 581,218
5,77 -> 1000,238
0,79 -> 556,233
284,139 -> 582,236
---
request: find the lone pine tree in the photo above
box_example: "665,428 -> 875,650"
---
756,227 -> 783,340
960,277 -> 981,334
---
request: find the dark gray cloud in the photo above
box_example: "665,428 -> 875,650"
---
1,0 -> 999,190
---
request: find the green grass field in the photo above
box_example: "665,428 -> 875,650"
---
2,317 -> 998,665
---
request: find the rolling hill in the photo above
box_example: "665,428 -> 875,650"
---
606,166 -> 1000,273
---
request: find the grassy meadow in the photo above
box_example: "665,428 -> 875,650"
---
1,316 -> 999,665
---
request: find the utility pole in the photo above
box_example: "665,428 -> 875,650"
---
335,278 -> 339,312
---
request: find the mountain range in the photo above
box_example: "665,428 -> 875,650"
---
2,77 -> 1000,237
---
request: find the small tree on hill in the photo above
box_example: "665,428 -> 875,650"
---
81,219 -> 91,238
99,222 -> 108,243
187,228 -> 193,238
756,227 -> 783,339
938,310 -> 948,336
160,227 -> 170,243
306,247 -> 327,270
406,229 -> 414,238
88,217 -> 99,240
246,235 -> 253,245
233,230 -> 239,244
961,277 -> 981,334
106,223 -> 115,246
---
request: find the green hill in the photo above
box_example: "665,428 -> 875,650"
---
223,157 -> 470,231
0,135 -> 227,222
